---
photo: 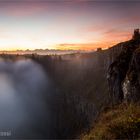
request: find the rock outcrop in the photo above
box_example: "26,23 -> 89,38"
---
123,47 -> 140,102
108,29 -> 140,104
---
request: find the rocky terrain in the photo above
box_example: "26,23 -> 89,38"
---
108,29 -> 140,104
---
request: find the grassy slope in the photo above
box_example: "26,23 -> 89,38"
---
82,103 -> 140,140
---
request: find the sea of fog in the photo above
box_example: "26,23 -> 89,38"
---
0,58 -> 51,138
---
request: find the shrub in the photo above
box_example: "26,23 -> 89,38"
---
82,103 -> 140,140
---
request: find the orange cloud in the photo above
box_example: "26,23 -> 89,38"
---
55,42 -> 120,50
103,29 -> 131,39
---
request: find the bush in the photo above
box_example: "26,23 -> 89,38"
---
82,103 -> 140,140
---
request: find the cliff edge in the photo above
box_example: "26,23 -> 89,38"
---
82,29 -> 140,140
107,29 -> 140,104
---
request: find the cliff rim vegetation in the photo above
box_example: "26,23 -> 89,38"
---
82,103 -> 140,140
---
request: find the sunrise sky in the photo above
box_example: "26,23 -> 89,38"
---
0,0 -> 140,50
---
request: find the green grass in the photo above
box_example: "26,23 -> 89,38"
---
82,103 -> 140,140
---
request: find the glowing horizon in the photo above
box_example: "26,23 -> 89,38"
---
0,0 -> 139,51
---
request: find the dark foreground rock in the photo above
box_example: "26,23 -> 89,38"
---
123,48 -> 140,102
108,29 -> 140,104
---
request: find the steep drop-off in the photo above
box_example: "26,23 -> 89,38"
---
82,29 -> 140,139
108,29 -> 140,104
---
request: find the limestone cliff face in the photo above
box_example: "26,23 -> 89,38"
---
107,29 -> 140,104
123,47 -> 140,102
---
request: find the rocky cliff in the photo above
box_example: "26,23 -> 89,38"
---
82,29 -> 140,140
107,29 -> 140,104
29,29 -> 140,138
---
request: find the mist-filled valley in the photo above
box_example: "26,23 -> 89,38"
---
2,31 -> 140,139
0,58 -> 53,138
0,0 -> 140,139
0,47 -> 121,139
0,35 -> 140,139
